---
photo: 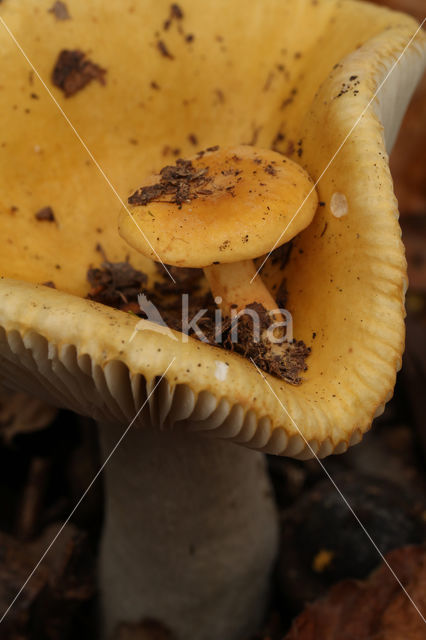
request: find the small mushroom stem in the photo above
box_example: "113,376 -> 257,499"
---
204,261 -> 287,349
98,421 -> 279,640
204,260 -> 281,316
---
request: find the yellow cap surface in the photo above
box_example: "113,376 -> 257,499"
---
120,146 -> 318,267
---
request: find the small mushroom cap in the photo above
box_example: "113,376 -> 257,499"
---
119,146 -> 318,267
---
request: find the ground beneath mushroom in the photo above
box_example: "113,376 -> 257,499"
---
85,248 -> 309,384
0,357 -> 425,639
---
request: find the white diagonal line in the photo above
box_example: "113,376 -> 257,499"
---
252,18 -> 426,282
251,358 -> 426,625
0,357 -> 176,626
0,16 -> 176,284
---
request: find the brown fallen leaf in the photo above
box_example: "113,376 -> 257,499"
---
277,473 -> 425,612
0,523 -> 95,639
284,544 -> 426,640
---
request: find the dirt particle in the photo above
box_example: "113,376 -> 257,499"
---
286,140 -> 295,156
35,206 -> 56,222
263,72 -> 275,92
214,88 -> 225,104
48,1 -> 71,20
170,3 -> 184,19
264,164 -> 277,176
87,251 -> 148,310
272,130 -> 285,151
157,40 -> 174,60
276,278 -> 288,308
129,157 -> 213,207
52,50 -> 106,97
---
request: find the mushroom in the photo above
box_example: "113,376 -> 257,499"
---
120,144 -> 317,322
0,1 -> 425,640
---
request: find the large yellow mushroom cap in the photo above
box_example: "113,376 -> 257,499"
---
120,145 -> 318,267
0,0 -> 425,458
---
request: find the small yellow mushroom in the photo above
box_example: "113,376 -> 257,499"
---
120,145 -> 318,321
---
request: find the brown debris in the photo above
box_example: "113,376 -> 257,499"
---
163,3 -> 184,30
203,302 -> 310,385
286,140 -> 295,156
87,255 -> 148,310
162,3 -> 193,43
52,49 -> 106,98
128,158 -> 213,207
48,1 -> 71,20
35,206 -> 56,222
214,88 -> 225,104
264,163 -> 277,176
276,279 -> 288,308
263,72 -> 275,92
272,130 -> 285,151
157,40 -> 174,60
170,3 -> 184,20
320,221 -> 328,237
285,544 -> 426,640
246,125 -> 262,146
85,254 -> 308,383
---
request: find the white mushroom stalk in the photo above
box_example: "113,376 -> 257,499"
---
204,259 -> 280,316
99,421 -> 278,640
